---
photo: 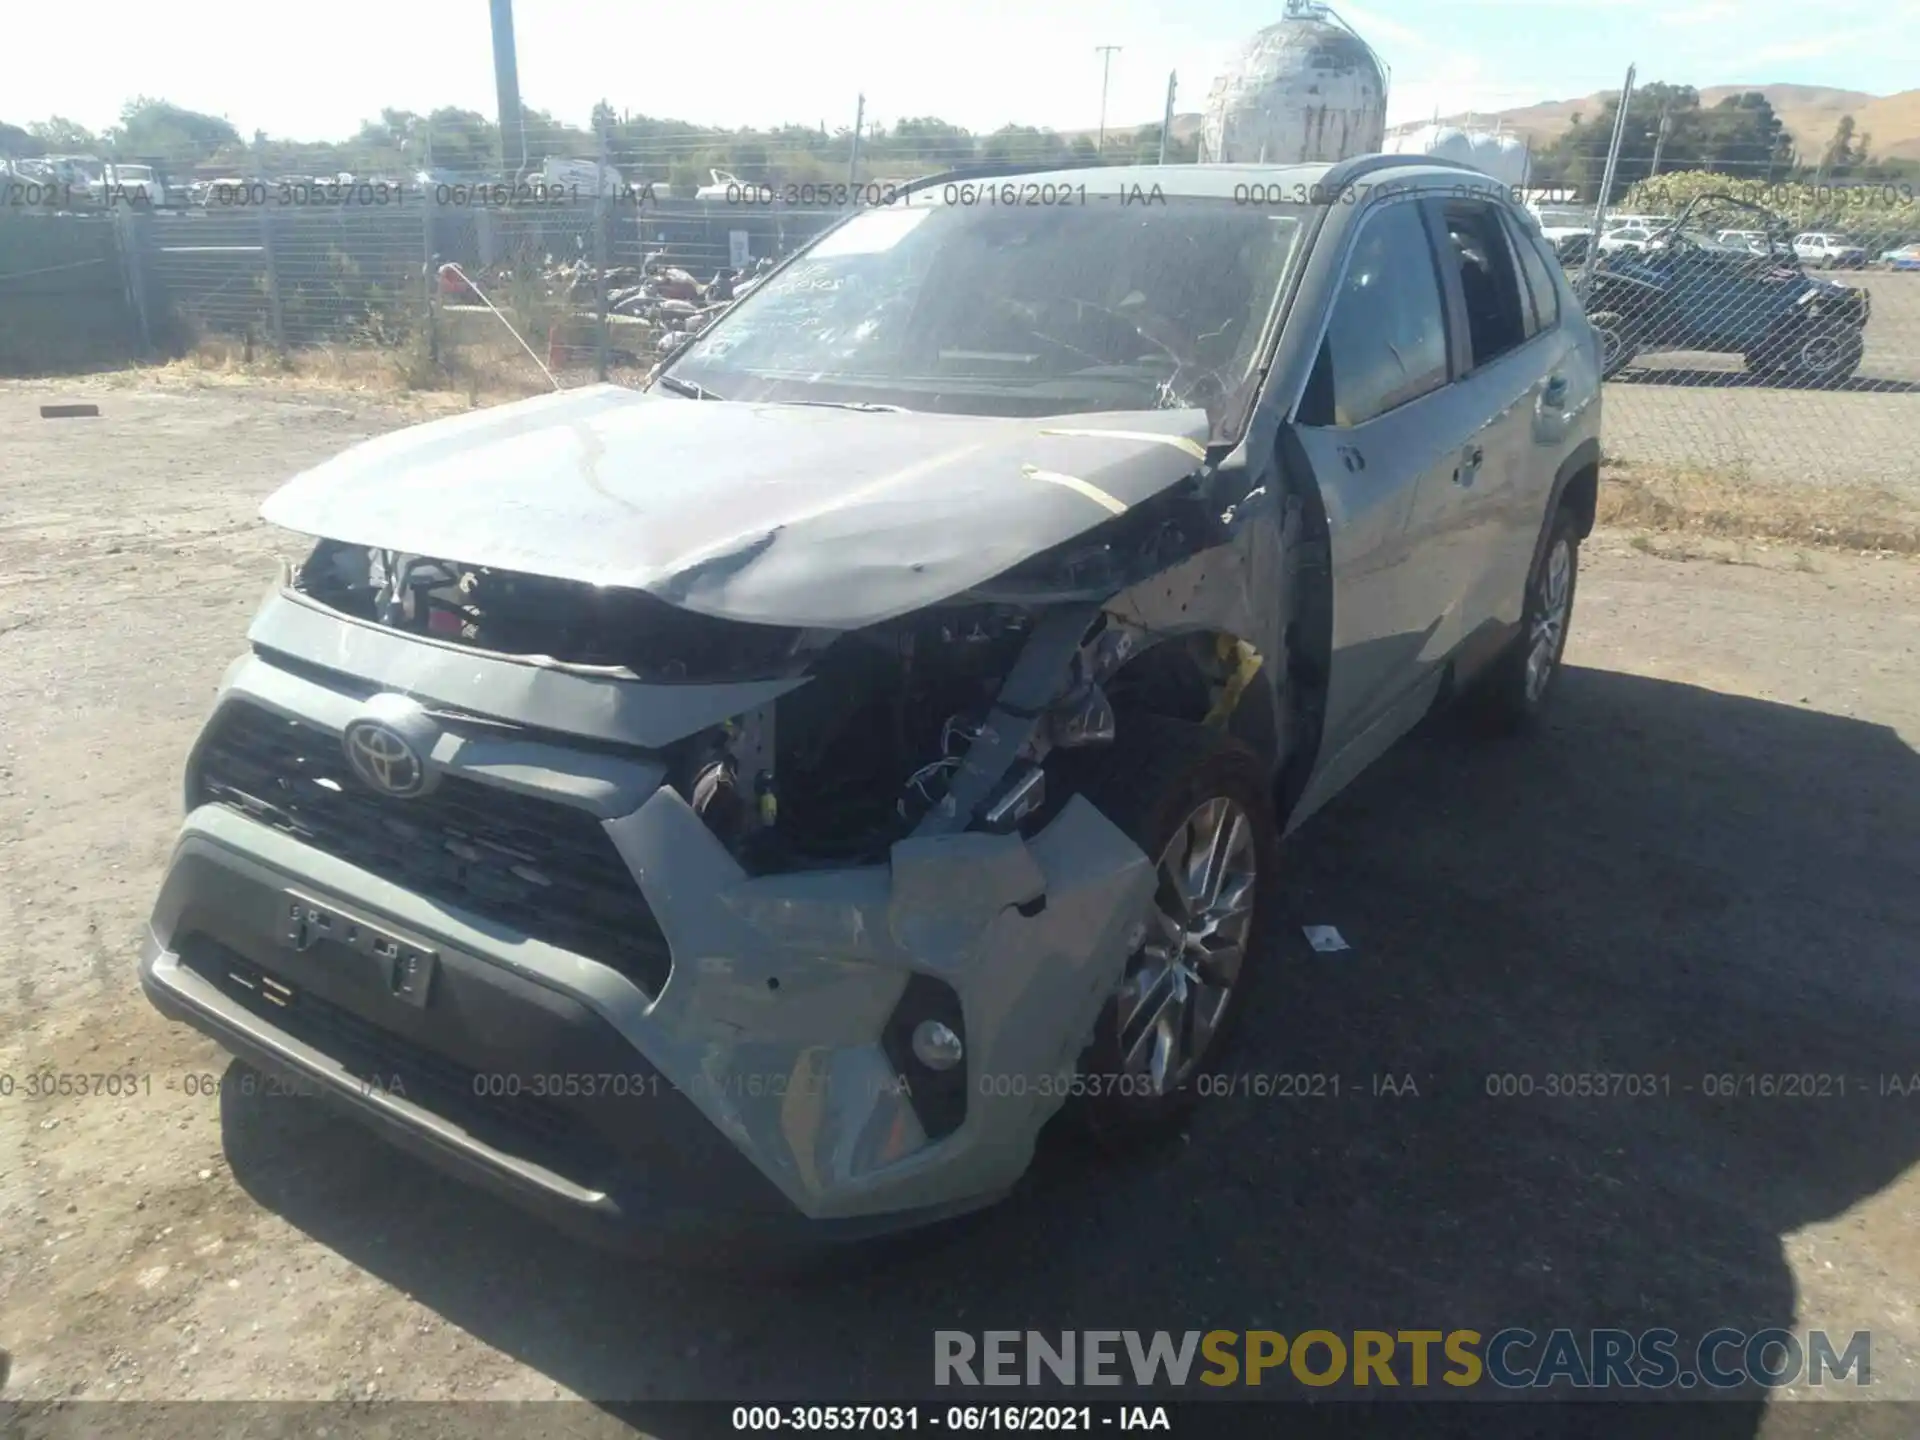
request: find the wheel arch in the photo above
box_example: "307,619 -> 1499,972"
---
1104,629 -> 1283,776
1553,440 -> 1602,543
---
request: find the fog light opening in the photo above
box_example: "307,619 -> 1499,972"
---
911,1020 -> 964,1071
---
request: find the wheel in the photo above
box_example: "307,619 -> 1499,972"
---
1051,716 -> 1282,1144
1466,505 -> 1580,734
1588,310 -> 1640,379
1780,323 -> 1864,385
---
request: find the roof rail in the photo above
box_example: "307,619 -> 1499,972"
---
1317,152 -> 1478,195
895,158 -> 1103,197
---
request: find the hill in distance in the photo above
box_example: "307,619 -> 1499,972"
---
1406,84 -> 1920,162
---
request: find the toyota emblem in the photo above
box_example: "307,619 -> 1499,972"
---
340,695 -> 441,798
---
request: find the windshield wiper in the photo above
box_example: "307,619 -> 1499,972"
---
654,374 -> 723,400
787,400 -> 910,413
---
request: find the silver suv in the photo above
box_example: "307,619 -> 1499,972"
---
138,157 -> 1602,1257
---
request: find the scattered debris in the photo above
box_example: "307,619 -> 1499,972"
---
40,404 -> 100,419
1302,925 -> 1350,953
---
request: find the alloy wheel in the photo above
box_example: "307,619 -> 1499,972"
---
1111,796 -> 1259,1096
1526,538 -> 1574,704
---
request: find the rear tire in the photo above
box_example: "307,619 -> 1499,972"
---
1049,716 -> 1282,1147
1466,506 -> 1580,736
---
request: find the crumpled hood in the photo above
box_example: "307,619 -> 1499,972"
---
261,385 -> 1210,630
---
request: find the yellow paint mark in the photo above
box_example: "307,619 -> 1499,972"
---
1039,427 -> 1208,460
1204,636 -> 1264,728
1021,465 -> 1129,515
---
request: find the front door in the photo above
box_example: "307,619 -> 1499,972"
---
1288,197 -> 1478,756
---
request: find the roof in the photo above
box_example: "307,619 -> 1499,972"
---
903,157 -> 1499,203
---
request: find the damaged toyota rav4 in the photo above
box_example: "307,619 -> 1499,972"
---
139,157 -> 1602,1256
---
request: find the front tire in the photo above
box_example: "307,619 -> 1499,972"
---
1467,506 -> 1580,735
1748,322 -> 1863,385
1051,716 -> 1282,1145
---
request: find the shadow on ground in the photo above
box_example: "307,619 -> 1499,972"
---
219,665 -> 1920,1431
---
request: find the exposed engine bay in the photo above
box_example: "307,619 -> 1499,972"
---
293,540 -> 1065,869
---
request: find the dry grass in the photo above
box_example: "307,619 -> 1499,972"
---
149,333 -> 562,409
1597,459 -> 1920,556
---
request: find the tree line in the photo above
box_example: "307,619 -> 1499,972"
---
1528,83 -> 1916,198
6,89 -> 1910,197
0,98 -> 1198,191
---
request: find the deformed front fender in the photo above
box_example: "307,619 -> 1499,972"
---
603,782 -> 1155,1221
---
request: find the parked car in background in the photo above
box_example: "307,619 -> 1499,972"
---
197,177 -> 256,207
1880,243 -> 1920,271
1716,229 -> 1771,256
1585,193 -> 1869,384
135,155 -> 1602,1259
541,156 -> 630,198
696,168 -> 749,200
1598,223 -> 1660,255
86,162 -> 164,207
1793,233 -> 1869,269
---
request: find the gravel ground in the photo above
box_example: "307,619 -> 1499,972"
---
3,380 -> 1919,1439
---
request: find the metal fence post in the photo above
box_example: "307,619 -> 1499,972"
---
421,126 -> 440,366
114,203 -> 154,357
254,131 -> 287,353
1577,65 -> 1636,305
595,133 -> 611,382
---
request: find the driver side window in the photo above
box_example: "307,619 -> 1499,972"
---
1297,201 -> 1450,429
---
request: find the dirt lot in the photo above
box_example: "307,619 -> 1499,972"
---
3,379 -> 1920,1436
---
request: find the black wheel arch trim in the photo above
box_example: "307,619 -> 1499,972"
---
1529,438 -> 1602,585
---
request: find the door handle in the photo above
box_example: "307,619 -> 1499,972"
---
1453,444 -> 1484,486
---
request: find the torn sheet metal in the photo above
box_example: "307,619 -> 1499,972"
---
259,385 -> 1210,631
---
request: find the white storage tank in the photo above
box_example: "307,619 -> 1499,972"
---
1384,123 -> 1532,189
1199,1 -> 1388,165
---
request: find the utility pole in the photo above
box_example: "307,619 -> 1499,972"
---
1649,105 -> 1672,176
489,0 -> 526,179
1095,46 -> 1122,154
1159,71 -> 1177,164
849,93 -> 865,184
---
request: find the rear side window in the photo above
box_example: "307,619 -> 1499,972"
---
1436,202 -> 1530,367
1298,201 -> 1449,428
1503,210 -> 1562,335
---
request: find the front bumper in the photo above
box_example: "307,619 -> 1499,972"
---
141,661 -> 1155,1251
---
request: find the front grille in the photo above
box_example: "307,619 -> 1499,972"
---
194,700 -> 672,995
179,936 -> 604,1184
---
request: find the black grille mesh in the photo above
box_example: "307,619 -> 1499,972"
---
194,701 -> 672,995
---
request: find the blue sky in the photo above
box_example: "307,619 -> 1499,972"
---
8,0 -> 1916,141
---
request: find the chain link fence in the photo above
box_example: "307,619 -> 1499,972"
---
6,130 -> 1917,522
1554,169 -> 1920,507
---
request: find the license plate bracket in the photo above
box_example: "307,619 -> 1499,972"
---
282,890 -> 438,1009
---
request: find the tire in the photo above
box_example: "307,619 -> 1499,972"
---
1049,715 -> 1283,1146
1781,323 -> 1864,385
1465,505 -> 1581,735
1588,310 -> 1640,379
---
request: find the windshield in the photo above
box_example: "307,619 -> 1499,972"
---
658,194 -> 1309,441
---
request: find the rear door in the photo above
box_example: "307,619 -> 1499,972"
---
1288,197 -> 1474,753
1406,197 -> 1543,658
